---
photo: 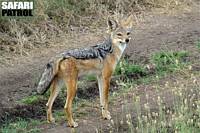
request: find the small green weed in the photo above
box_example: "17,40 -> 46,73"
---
115,59 -> 147,76
19,95 -> 42,105
151,51 -> 188,72
83,75 -> 96,81
196,40 -> 200,50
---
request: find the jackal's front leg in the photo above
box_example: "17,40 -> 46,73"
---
101,76 -> 112,120
97,76 -> 103,107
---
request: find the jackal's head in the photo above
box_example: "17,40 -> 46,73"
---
107,15 -> 133,45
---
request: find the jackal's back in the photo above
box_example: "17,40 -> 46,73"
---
62,38 -> 113,61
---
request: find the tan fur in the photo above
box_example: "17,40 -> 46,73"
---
45,15 -> 133,128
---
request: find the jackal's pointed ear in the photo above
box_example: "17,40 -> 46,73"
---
123,14 -> 134,29
107,18 -> 118,31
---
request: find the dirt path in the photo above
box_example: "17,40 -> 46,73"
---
0,2 -> 200,131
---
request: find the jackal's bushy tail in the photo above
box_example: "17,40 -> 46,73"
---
37,58 -> 62,94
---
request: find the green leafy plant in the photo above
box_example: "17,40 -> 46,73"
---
115,59 -> 147,76
151,51 -> 188,72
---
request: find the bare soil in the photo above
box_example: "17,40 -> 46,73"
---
0,2 -> 200,132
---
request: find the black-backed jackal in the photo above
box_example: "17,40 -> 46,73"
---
37,15 -> 133,128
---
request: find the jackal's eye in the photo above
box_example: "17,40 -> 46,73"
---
127,32 -> 131,35
117,33 -> 122,36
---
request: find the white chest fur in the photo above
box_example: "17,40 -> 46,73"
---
110,43 -> 127,70
117,43 -> 127,60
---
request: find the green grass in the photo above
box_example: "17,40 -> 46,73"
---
19,95 -> 43,105
115,50 -> 188,78
197,40 -> 200,51
83,75 -> 96,81
114,59 -> 147,76
1,118 -> 42,133
151,50 -> 188,72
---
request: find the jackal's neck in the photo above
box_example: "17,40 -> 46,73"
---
109,36 -> 127,61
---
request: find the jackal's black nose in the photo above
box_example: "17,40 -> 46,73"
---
125,38 -> 129,43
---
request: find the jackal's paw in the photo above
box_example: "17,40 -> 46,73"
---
47,117 -> 55,123
102,110 -> 111,120
68,121 -> 78,128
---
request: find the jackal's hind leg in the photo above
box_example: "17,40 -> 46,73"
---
46,77 -> 60,123
64,77 -> 78,128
